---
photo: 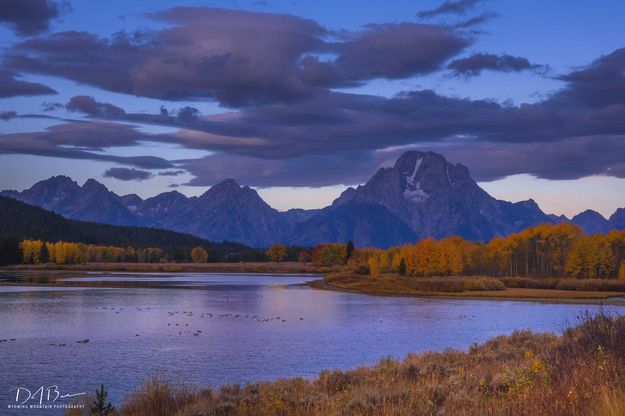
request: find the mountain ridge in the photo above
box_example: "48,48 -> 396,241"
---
3,151 -> 624,247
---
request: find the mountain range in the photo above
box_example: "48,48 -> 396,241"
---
2,151 -> 624,248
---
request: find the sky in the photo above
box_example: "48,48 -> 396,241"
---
1,0 -> 625,218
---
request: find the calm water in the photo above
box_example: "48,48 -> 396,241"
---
0,271 -> 623,414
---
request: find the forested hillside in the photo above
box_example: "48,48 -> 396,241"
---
0,196 -> 260,263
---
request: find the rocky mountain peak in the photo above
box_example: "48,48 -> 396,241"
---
82,178 -> 110,193
201,178 -> 242,198
396,151 -> 473,199
29,175 -> 79,193
571,209 -> 608,234
609,208 -> 625,230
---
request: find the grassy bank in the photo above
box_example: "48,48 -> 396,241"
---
68,313 -> 625,416
1,261 -> 333,274
318,272 -> 625,301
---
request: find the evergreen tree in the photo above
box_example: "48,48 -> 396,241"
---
346,240 -> 355,260
91,385 -> 115,416
39,243 -> 49,264
398,258 -> 407,276
0,236 -> 21,265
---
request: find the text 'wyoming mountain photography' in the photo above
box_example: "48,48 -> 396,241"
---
1,0 -> 625,415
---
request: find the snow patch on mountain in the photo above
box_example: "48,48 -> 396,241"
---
405,157 -> 422,187
403,157 -> 428,202
404,183 -> 428,202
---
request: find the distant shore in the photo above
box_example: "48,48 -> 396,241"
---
0,261 -> 332,274
3,263 -> 625,303
314,272 -> 625,303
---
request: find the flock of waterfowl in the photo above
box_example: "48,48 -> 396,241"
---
2,304 -> 306,346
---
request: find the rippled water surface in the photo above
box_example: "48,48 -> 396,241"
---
0,271 -> 623,413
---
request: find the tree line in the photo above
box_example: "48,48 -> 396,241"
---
3,223 -> 625,278
20,240 -> 169,264
351,223 -> 625,279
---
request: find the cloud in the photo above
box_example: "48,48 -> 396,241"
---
66,95 -> 126,116
0,111 -> 18,121
176,106 -> 200,122
0,0 -> 62,36
5,8 -> 470,107
42,102 -> 64,111
0,70 -> 57,98
178,134 -> 625,187
448,53 -> 545,77
550,47 -> 625,108
421,135 -> 625,181
3,6 -> 625,190
332,24 -> 469,80
5,84 -> 625,186
418,0 -> 483,19
454,11 -> 498,29
103,167 -> 154,181
180,151 -> 381,187
0,122 -> 175,169
158,170 -> 186,176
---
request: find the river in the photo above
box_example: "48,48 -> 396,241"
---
0,271 -> 622,414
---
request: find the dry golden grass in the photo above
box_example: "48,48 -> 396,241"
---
68,313 -> 625,416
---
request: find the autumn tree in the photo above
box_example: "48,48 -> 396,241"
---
297,250 -> 311,264
619,261 -> 625,281
368,256 -> 381,277
191,247 -> 209,263
267,243 -> 288,263
312,244 -> 347,266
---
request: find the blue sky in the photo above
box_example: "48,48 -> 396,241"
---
1,0 -> 625,217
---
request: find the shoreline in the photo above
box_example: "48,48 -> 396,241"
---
0,261 -> 330,274
2,264 -> 625,304
309,280 -> 625,304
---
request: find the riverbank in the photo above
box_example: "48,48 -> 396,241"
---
68,313 -> 625,416
3,264 -> 625,302
1,261 -> 332,274
316,272 -> 625,302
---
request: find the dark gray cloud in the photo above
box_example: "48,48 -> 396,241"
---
421,135 -> 625,181
0,0 -> 61,36
0,122 -> 174,169
177,134 -> 625,187
3,14 -> 625,189
0,70 -> 57,98
418,0 -> 483,19
448,53 -> 545,77
5,86 -> 625,186
176,106 -> 200,122
66,95 -> 126,117
5,8 -> 470,107
0,111 -> 18,121
550,47 -> 625,109
333,24 -> 469,80
42,102 -> 64,111
180,151 -> 381,187
158,170 -> 186,176
65,95 -> 126,117
103,167 -> 153,181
